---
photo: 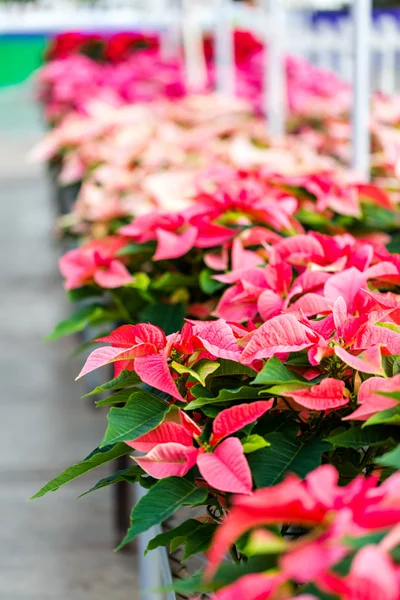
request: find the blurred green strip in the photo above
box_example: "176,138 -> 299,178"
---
0,36 -> 48,87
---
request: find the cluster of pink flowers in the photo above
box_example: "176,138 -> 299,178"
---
33,52 -> 400,241
205,466 -> 400,600
73,246 -> 400,596
70,237 -> 400,596
35,29 -> 400,600
57,169 -> 397,305
32,95 -> 260,232
59,235 -> 132,290
39,30 -> 351,122
37,30 -> 400,191
37,52 -> 187,123
79,273 -> 400,477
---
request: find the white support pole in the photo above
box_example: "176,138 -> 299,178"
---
135,484 -> 176,600
352,0 -> 372,181
181,0 -> 208,92
215,0 -> 235,95
160,0 -> 182,61
263,0 -> 286,137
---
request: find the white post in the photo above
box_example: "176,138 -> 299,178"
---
160,0 -> 181,61
376,15 -> 397,96
352,0 -> 372,181
215,0 -> 235,95
135,484 -> 175,600
181,0 -> 208,92
263,0 -> 286,137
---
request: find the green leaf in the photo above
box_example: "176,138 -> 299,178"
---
335,458 -> 362,481
252,414 -> 298,437
248,433 -> 329,487
83,369 -> 141,398
262,382 -> 310,396
285,354 -> 312,367
146,519 -> 216,560
215,359 -> 257,378
169,555 -> 275,594
361,203 -> 399,232
171,359 -> 220,386
152,272 -> 197,291
296,208 -> 331,228
170,536 -> 187,553
387,233 -> 400,254
183,523 -> 218,560
116,241 -> 155,256
188,361 -> 256,400
146,519 -> 202,554
100,391 -> 170,447
376,322 -> 400,334
363,405 -> 400,427
126,272 -> 151,291
138,475 -> 158,489
200,406 -> 222,418
190,385 -> 213,399
252,357 -> 308,386
378,390 -> 400,402
244,530 -> 285,557
375,444 -> 400,468
79,466 -> 142,497
299,584 -> 336,600
95,389 -> 138,407
139,302 -> 185,335
242,434 -> 270,454
45,304 -> 107,341
199,269 -> 225,295
67,286 -> 99,303
31,443 -> 131,499
343,531 -> 387,552
382,355 -> 400,377
185,386 -> 261,410
117,478 -> 208,549
326,426 -> 394,448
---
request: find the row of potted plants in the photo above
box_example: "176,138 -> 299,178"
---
37,31 -> 400,191
37,29 -> 353,124
33,32 -> 400,600
34,35 -> 400,240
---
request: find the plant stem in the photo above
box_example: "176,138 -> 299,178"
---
229,545 -> 241,565
360,446 -> 374,472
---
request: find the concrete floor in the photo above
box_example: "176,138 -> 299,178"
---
0,84 -> 138,599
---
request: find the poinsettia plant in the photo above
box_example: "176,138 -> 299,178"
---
33,89 -> 400,240
35,250 -> 400,598
200,465 -> 400,600
48,180 -> 399,344
35,28 -> 400,600
37,28 -> 400,204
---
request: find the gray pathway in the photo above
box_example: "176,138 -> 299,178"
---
0,84 -> 138,600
